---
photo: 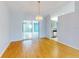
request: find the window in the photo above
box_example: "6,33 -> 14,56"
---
34,22 -> 39,32
22,20 -> 39,39
23,23 -> 32,32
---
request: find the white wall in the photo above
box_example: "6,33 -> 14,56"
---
58,12 -> 75,49
0,2 -> 10,56
45,15 -> 52,38
58,12 -> 79,50
39,17 -> 47,38
55,1 -> 79,50
39,15 -> 53,38
10,12 -> 24,41
57,2 -> 79,50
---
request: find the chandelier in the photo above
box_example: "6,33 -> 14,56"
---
36,1 -> 43,21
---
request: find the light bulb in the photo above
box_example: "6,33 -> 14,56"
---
36,16 -> 43,21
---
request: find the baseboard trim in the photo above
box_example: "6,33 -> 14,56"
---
58,40 -> 79,50
50,38 -> 79,50
0,41 -> 11,57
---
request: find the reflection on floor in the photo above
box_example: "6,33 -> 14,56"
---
2,38 -> 79,58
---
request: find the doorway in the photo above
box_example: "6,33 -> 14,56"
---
51,17 -> 58,38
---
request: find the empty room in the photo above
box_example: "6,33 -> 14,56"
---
0,1 -> 79,58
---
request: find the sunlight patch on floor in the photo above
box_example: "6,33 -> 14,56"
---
51,38 -> 58,41
22,40 -> 32,48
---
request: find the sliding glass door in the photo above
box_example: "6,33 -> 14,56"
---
22,20 -> 39,39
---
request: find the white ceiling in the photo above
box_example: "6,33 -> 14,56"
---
6,1 -> 73,16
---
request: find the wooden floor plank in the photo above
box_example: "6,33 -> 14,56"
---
1,38 -> 79,58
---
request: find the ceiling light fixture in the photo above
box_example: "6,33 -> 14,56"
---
36,1 -> 43,21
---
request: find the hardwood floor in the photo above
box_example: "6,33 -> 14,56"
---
1,38 -> 79,58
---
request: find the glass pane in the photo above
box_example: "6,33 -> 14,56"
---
51,20 -> 57,29
23,23 -> 32,32
34,23 -> 39,32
